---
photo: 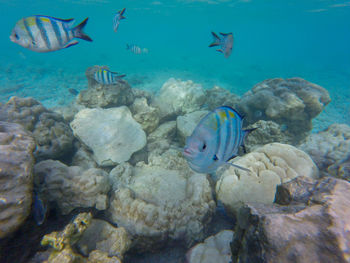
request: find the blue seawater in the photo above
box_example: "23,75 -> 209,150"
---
1,0 -> 349,131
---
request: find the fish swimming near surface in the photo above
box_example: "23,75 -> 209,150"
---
113,8 -> 126,32
183,106 -> 256,174
209,32 -> 233,58
126,44 -> 149,54
94,68 -> 126,85
10,15 -> 92,52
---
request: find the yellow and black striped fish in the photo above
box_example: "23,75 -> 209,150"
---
10,15 -> 92,52
94,69 -> 126,85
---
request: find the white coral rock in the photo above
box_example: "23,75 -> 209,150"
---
108,158 -> 215,250
186,230 -> 234,263
70,107 -> 147,166
153,78 -> 206,119
216,143 -> 319,216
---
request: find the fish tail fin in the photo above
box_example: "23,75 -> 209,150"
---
120,8 -> 126,19
209,31 -> 221,47
113,73 -> 126,81
241,127 -> 257,153
126,44 -> 130,50
73,17 -> 93,42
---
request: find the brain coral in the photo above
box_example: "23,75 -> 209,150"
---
216,143 -> 319,216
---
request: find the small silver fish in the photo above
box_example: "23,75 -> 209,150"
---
113,8 -> 126,33
94,68 -> 126,85
10,15 -> 92,52
126,44 -> 148,54
183,106 -> 255,174
209,32 -> 234,58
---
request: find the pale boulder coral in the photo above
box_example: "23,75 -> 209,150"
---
130,97 -> 160,134
0,121 -> 36,238
216,143 -> 319,216
152,78 -> 206,120
299,123 -> 350,179
108,158 -> 216,250
34,160 -> 110,214
237,78 -> 331,143
186,230 -> 234,263
70,107 -> 147,166
77,219 -> 132,260
0,97 -> 75,161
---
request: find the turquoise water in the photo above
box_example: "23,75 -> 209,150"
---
1,0 -> 349,130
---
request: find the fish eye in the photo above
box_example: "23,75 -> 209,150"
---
200,143 -> 207,151
14,33 -> 19,40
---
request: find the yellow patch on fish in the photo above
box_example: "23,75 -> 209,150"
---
24,17 -> 37,27
39,17 -> 51,23
228,111 -> 235,118
218,111 -> 228,122
17,19 -> 26,30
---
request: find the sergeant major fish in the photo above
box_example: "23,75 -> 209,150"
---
183,106 -> 255,174
10,15 -> 92,52
209,32 -> 233,58
126,44 -> 149,54
113,8 -> 126,32
94,68 -> 126,85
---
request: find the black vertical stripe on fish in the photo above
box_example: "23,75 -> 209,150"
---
229,114 -> 239,159
107,71 -> 111,84
223,108 -> 233,160
62,23 -> 70,43
23,18 -> 35,43
51,19 -> 63,47
214,112 -> 223,160
36,16 -> 51,49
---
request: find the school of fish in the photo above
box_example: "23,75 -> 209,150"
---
9,8 -> 252,176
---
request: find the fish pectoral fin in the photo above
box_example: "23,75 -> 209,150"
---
227,162 -> 251,173
216,49 -> 223,53
63,40 -> 79,49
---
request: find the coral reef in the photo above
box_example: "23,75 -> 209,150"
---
237,78 -> 331,143
216,143 -> 319,216
231,176 -> 350,263
78,65 -> 134,108
186,230 -> 234,263
146,121 -> 177,154
244,120 -> 293,151
299,123 -> 350,179
70,107 -> 147,166
176,110 -> 209,145
34,160 -> 110,214
130,97 -> 160,134
76,219 -> 132,259
0,97 -> 75,161
204,85 -> 240,110
0,121 -> 36,238
152,78 -> 206,120
108,151 -> 216,250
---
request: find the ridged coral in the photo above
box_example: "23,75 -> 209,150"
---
0,121 -> 35,238
216,143 -> 319,216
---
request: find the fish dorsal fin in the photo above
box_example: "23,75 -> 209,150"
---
220,32 -> 232,36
